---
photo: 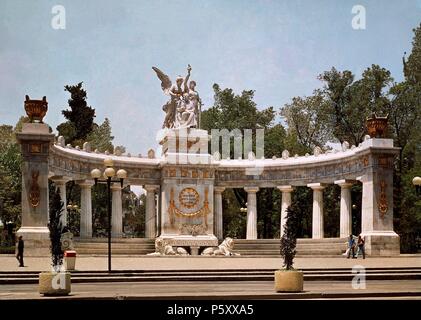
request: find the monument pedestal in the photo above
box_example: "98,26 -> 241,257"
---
158,128 -> 218,254
16,227 -> 50,256
358,139 -> 400,256
157,235 -> 218,255
16,123 -> 54,256
363,231 -> 400,256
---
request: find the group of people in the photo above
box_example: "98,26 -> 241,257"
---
345,234 -> 365,259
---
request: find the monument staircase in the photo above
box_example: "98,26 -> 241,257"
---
74,238 -> 156,255
234,238 -> 347,256
73,237 -> 347,257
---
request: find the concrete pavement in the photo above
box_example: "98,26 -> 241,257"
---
1,255 -> 420,272
1,280 -> 420,300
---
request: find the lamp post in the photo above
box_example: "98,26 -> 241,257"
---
90,158 -> 127,273
66,202 -> 79,235
413,176 -> 421,196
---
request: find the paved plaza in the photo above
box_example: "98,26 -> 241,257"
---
1,255 -> 420,300
1,280 -> 420,300
0,255 -> 420,272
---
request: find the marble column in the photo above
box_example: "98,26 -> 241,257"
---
307,183 -> 326,239
244,187 -> 259,239
277,186 -> 294,237
111,183 -> 123,238
335,180 -> 353,238
78,181 -> 94,238
214,187 -> 225,240
52,179 -> 69,227
144,185 -> 159,238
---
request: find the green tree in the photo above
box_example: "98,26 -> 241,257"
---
58,82 -> 96,146
280,203 -> 302,270
49,187 -> 64,269
318,65 -> 392,146
86,118 -> 115,153
0,123 -> 22,227
391,24 -> 421,251
201,84 -> 285,238
403,23 -> 421,84
202,84 -> 275,133
281,90 -> 331,150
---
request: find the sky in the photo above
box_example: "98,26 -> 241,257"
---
0,0 -> 420,155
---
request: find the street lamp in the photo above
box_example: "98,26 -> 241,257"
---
90,158 -> 127,272
413,176 -> 421,196
66,202 -> 79,235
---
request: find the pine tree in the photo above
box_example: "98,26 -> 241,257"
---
404,23 -> 421,84
280,203 -> 302,270
58,82 -> 95,145
49,187 -> 64,270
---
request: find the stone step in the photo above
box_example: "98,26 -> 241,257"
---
72,238 -> 347,256
1,268 -> 420,284
74,238 -> 155,243
234,238 -> 346,256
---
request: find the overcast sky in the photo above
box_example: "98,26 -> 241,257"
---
1,0 -> 420,154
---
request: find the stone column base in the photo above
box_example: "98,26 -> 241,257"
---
363,231 -> 400,256
16,227 -> 50,256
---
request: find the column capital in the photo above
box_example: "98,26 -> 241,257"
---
244,186 -> 259,193
50,176 -> 72,185
214,186 -> 226,193
76,180 -> 95,188
111,183 -> 122,191
144,184 -> 160,192
277,185 -> 294,193
307,183 -> 327,190
334,179 -> 355,188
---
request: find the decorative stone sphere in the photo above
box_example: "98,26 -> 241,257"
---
342,141 -> 350,151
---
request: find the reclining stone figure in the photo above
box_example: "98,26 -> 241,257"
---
201,237 -> 239,256
147,238 -> 189,256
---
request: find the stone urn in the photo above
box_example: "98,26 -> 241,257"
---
366,113 -> 388,138
274,270 -> 303,292
39,272 -> 71,296
24,95 -> 48,123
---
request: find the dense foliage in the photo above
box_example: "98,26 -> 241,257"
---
49,188 -> 64,269
280,204 -> 302,270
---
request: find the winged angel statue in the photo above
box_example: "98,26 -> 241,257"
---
152,65 -> 201,129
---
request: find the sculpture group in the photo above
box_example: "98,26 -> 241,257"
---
147,237 -> 239,256
153,65 -> 201,129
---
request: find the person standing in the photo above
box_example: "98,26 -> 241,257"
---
16,236 -> 24,267
356,234 -> 366,259
347,234 -> 356,259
